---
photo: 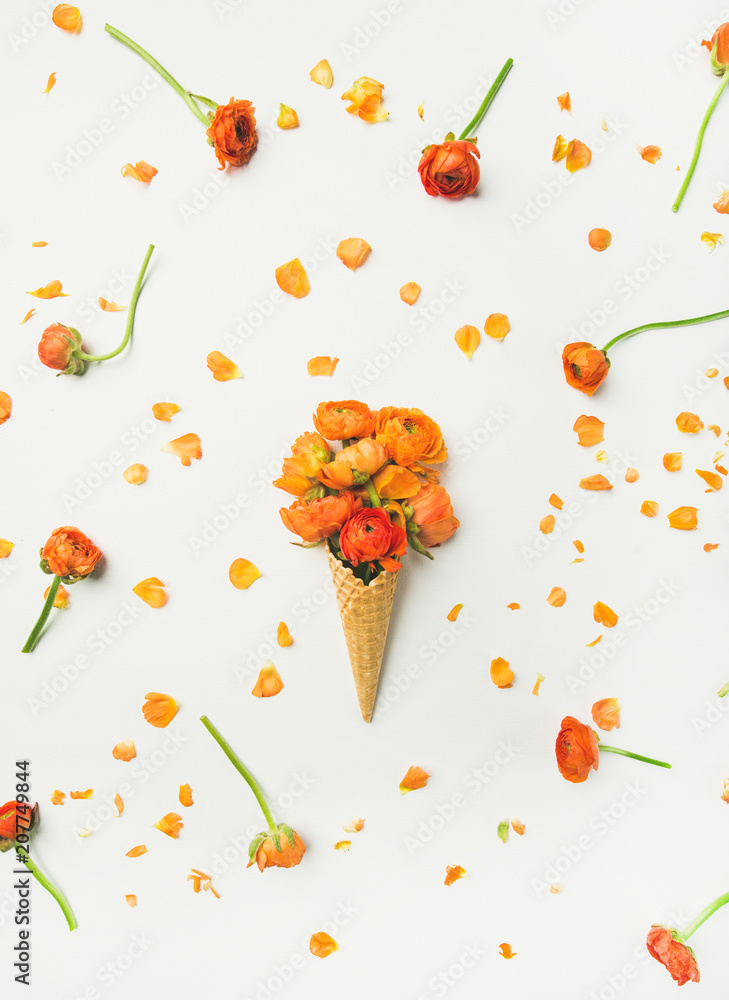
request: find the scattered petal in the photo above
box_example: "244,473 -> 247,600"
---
592,697 -> 621,731
70,789 -> 93,799
277,103 -> 299,129
125,845 -> 147,858
77,828 -> 93,838
417,103 -> 424,119
497,819 -> 509,844
552,135 -> 569,162
447,603 -> 463,622
579,474 -> 612,490
490,657 -> 514,688
595,450 -> 609,464
708,424 -> 721,437
588,228 -> 611,251
713,191 -> 729,213
532,673 -> 545,696
0,539 -> 13,558
704,542 -> 719,552
277,621 -> 293,647
307,356 -> 339,376
551,882 -> 564,893
309,60 -> 333,88
310,933 -> 339,958
142,692 -> 177,728
702,231 -> 724,251
640,500 -> 659,517
511,819 -> 525,835
706,368 -> 719,378
50,790 -> 65,805
161,433 -> 202,466
187,870 -> 219,898
696,468 -> 723,491
547,587 -> 567,607
334,840 -> 351,852
625,467 -> 639,483
667,506 -> 698,530
229,558 -> 261,590
455,325 -> 481,358
112,740 -> 136,762
52,4 -> 82,32
152,402 -> 180,422
676,411 -> 704,433
98,297 -> 126,312
275,258 -> 310,298
207,351 -> 241,381
27,280 -> 68,298
566,139 -> 591,172
341,77 -> 388,122
573,415 -> 605,446
540,515 -> 555,534
43,73 -> 56,94
573,539 -> 585,553
179,784 -> 194,807
636,144 -> 662,163
600,120 -> 608,131
663,452 -> 682,471
484,313 -> 510,341
120,161 -> 158,183
549,493 -> 564,510
337,237 -> 371,271
114,793 -> 124,817
123,463 -> 148,485
343,818 -> 365,833
557,92 -> 571,112
155,813 -> 183,839
444,865 -> 466,886
44,583 -> 69,608
498,943 -> 517,960
251,661 -> 284,698
20,309 -> 35,324
125,895 -> 137,908
507,602 -> 520,611
399,765 -> 430,794
593,602 -> 618,628
31,241 -> 48,248
132,577 -> 167,609
722,779 -> 729,803
400,281 -> 421,305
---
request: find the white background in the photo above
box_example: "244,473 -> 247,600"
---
2,0 -> 729,997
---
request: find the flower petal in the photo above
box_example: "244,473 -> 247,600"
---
155,813 -> 183,839
251,661 -> 284,698
307,356 -> 339,376
444,865 -> 466,886
625,467 -> 639,483
275,258 -> 310,297
663,452 -> 682,471
229,558 -> 261,589
490,657 -> 514,688
179,784 -> 194,807
50,790 -> 65,805
532,673 -> 545,695
334,840 -> 351,852
579,474 -> 612,490
566,139 -> 591,172
142,692 -> 177,728
277,103 -> 299,129
120,161 -> 158,183
112,740 -> 136,762
27,280 -> 68,298
125,895 -> 137,908
399,765 -> 430,794
696,468 -> 723,491
152,402 -> 180,422
540,515 -> 555,534
310,933 -> 339,958
20,309 -> 35,324
498,944 -> 517,959
455,325 -> 481,358
161,432 -> 202,466
277,621 -> 293,647
114,793 -> 124,817
484,313 -> 510,341
52,5 -> 82,32
552,135 -> 569,161
549,493 -> 564,509
667,506 -> 698,530
511,819 -> 525,835
43,72 -> 57,94
309,60 -> 333,88
343,818 -> 365,833
70,789 -> 93,799
640,500 -> 659,517
704,542 -> 719,552
573,415 -> 605,446
507,602 -> 520,610
447,604 -> 463,622
593,602 -> 618,627
400,282 -> 421,305
126,845 -> 147,858
44,583 -> 69,608
636,144 -> 662,163
676,411 -> 704,433
123,463 -> 148,485
98,297 -> 126,312
132,577 -> 167,608
0,539 -> 13,558
702,231 -> 724,251
592,697 -> 621,731
557,92 -> 571,111
337,237 -> 371,271
206,351 -> 241,381
588,228 -> 612,251
547,587 -> 567,607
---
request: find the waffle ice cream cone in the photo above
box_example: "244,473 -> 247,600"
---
326,546 -> 399,723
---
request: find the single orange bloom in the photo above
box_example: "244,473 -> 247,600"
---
341,77 -> 388,122
313,400 -> 376,440
579,474 -> 612,490
152,402 -> 180,422
573,414 -> 605,446
309,59 -> 333,88
120,161 -> 158,183
372,464 -> 422,499
562,342 -> 610,395
455,325 -> 481,358
555,716 -> 600,783
676,411 -> 704,433
641,500 -> 659,517
142,692 -> 177,728
667,506 -> 698,530
318,439 -> 389,489
376,406 -> 446,466
566,139 -> 591,172
444,865 -> 466,886
399,766 -> 430,794
540,515 -> 555,534
179,784 -> 194,807
50,790 -> 65,805
44,583 -> 69,608
251,661 -> 284,698
646,926 -> 700,986
400,282 -> 421,305
275,258 -> 310,298
112,740 -> 136,762
549,493 -> 564,509
206,351 -> 241,381
557,92 -> 571,111
592,697 -> 621,731
636,144 -> 662,163
280,490 -> 362,543
273,432 -> 331,496
132,577 -> 167,608
484,313 -> 510,341
337,237 -> 372,271
490,657 -> 514,688
307,356 -> 339,376
52,5 -> 82,32
593,601 -> 618,627
206,98 -> 257,169
418,139 -> 480,198
27,280 -> 68,299
42,526 -> 101,579
277,622 -> 293,647
277,104 -> 299,129
704,23 -> 729,69
155,813 -> 183,839
125,845 -> 147,858
161,432 -> 202,466
588,228 -> 612,251
547,587 -> 567,607
229,558 -> 261,590
123,463 -> 148,485
408,482 -> 460,547
249,830 -> 306,871
38,322 -> 84,373
310,932 -> 339,958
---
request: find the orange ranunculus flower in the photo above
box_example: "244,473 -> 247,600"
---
273,433 -> 331,496
318,439 -> 389,489
646,927 -> 700,985
206,99 -> 257,169
372,464 -> 422,499
313,400 -> 376,441
41,526 -> 101,580
408,483 -> 460,547
248,827 -> 306,871
38,323 -> 86,375
0,800 -> 39,852
555,716 -> 600,783
376,407 -> 447,466
562,343 -> 610,395
339,507 -> 407,571
280,491 -> 362,543
418,139 -> 480,198
702,23 -> 729,71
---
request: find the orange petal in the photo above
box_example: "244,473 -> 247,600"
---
573,415 -> 605,446
663,452 -> 683,472
125,895 -> 137,908
20,309 -> 35,324
498,943 -> 517,960
207,350 -> 241,381
714,191 -> 729,214
579,474 -> 612,490
120,160 -> 158,183
447,604 -> 463,622
640,500 -> 659,517
557,92 -> 571,112
676,411 -> 704,434
341,77 -> 388,122
251,661 -> 284,698
161,432 -> 202,466
586,635 -> 603,646
0,539 -> 13,558
722,779 -> 729,803
704,542 -> 719,552
372,464 -> 421,499
229,558 -> 261,590
573,539 -> 585,553
309,59 -> 333,88
532,673 -> 545,696
52,4 -> 82,32
588,228 -> 612,251
490,656 -> 514,688
275,258 -> 310,298
702,231 -> 724,251
277,621 -> 293,647
152,402 -> 180,422
696,469 -> 723,492
547,587 -> 566,607
593,601 -> 618,628
592,697 -> 621,731
27,280 -> 68,298
417,102 -> 424,119
636,144 -> 662,163
511,819 -> 525,835
444,865 -> 467,886
114,793 -> 124,817
50,790 -> 65,805
132,577 -> 167,609
507,602 -> 520,610
667,506 -> 698,530
708,424 -> 721,436
550,882 -> 564,893
454,325 -> 481,359
307,356 -> 340,376
399,765 -> 430,794
706,368 -> 720,378
155,813 -> 183,839
123,463 -> 148,485
277,103 -> 299,129
44,582 -> 69,608
125,845 -> 147,858
98,297 -> 126,312
484,313 -> 510,341
337,237 -> 371,271
32,241 -> 48,247
112,740 -> 136,762
552,135 -> 569,162
400,282 -> 421,305
43,72 -> 57,94
540,515 -> 555,534
179,784 -> 194,807
142,692 -> 177,728
566,139 -> 591,172
334,840 -> 351,852
343,818 -> 365,833
625,467 -> 639,483
549,493 -> 564,510
310,932 -> 339,958
70,789 -> 93,799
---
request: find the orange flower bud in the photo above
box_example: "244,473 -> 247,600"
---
38,323 -> 85,375
41,526 -> 101,580
562,342 -> 610,394
419,139 -> 480,198
313,400 -> 376,440
206,99 -> 257,169
556,716 -> 599,783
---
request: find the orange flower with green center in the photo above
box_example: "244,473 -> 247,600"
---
313,400 -> 376,440
375,407 -> 447,466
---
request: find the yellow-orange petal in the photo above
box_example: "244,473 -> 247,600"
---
696,468 -> 723,492
307,356 -> 339,376
120,161 -> 158,183
98,297 -> 126,312
722,779 -> 729,803
444,865 -> 467,886
547,587 -> 566,607
310,932 -> 339,958
708,424 -> 721,436
532,673 -> 545,696
125,894 -> 137,908
573,414 -> 605,446
549,493 -> 564,509
714,191 -> 729,214
343,818 -> 365,833
161,432 -> 202,466
511,819 -> 525,835
207,350 -> 241,381
70,789 -> 93,799
484,313 -> 510,341
152,402 -> 180,422
400,281 -> 421,305
573,539 -> 585,553
417,102 -> 424,119
705,542 -> 719,552
155,813 -> 183,839
595,450 -> 609,464
640,500 -> 659,517
179,784 -> 194,807
557,92 -> 571,112
50,790 -> 65,805
309,59 -> 333,88
507,602 -> 520,610
591,697 -> 621,731
579,474 -> 612,490
566,139 -> 591,172
702,231 -> 724,251
32,241 -> 48,247
27,280 -> 68,298
586,635 -> 603,646
132,577 -> 167,609
275,258 -> 310,298
372,464 -> 421,499
126,845 -> 147,858
636,144 -> 662,163
552,135 -> 569,162
337,237 -> 371,271
229,558 -> 261,590
277,103 -> 299,129
123,463 -> 148,485
540,515 -> 555,534
447,604 -> 463,622
625,467 -> 639,483
251,661 -> 284,698
455,324 -> 481,358
588,228 -> 612,252
706,368 -> 720,378
44,582 -> 69,608
20,309 -> 35,324
0,539 -> 13,558
498,943 -> 517,960
676,411 -> 704,434
52,4 -> 81,32
43,73 -> 57,94
667,506 -> 698,530
399,765 -> 430,794
334,840 -> 351,852
490,656 -> 514,688
277,621 -> 293,647
551,882 -> 564,893
593,601 -> 618,628
142,692 -> 177,728
114,793 -> 124,817
0,393 -> 11,427
112,740 -> 136,762
663,452 -> 682,471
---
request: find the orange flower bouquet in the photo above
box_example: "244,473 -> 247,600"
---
275,401 -> 459,722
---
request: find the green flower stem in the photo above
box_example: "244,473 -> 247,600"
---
21,575 -> 60,654
457,58 -> 514,140
599,745 -> 671,769
682,890 -> 729,939
105,25 -> 211,126
601,307 -> 729,353
673,66 -> 729,212
200,716 -> 277,834
76,245 -> 154,363
15,845 -> 77,931
365,479 -> 382,507
718,681 -> 729,698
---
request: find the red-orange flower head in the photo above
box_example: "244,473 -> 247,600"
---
273,433 -> 331,497
376,407 -> 447,466
562,342 -> 610,395
407,482 -> 460,547
646,926 -> 700,986
555,716 -> 600,783
313,400 -> 377,441
280,491 -> 362,543
702,23 -> 729,72
247,825 -> 306,872
206,98 -> 258,169
38,323 -> 86,375
418,136 -> 481,198
339,507 -> 407,572
40,526 -> 102,583
0,800 -> 40,853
